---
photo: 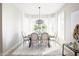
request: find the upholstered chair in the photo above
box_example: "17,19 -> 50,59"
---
41,32 -> 50,47
29,33 -> 39,48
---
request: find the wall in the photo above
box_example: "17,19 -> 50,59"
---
64,3 -> 79,43
0,3 -> 2,56
2,3 -> 22,54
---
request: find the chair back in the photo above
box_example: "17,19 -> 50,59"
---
31,33 -> 39,41
41,32 -> 49,45
41,32 -> 49,40
30,33 -> 39,46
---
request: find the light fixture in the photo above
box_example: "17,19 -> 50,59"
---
36,7 -> 44,24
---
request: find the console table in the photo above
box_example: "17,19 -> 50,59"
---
62,44 -> 79,56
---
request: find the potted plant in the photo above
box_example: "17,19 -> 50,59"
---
73,24 -> 79,49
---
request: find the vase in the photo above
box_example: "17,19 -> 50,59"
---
73,41 -> 78,49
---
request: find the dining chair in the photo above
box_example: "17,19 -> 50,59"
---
29,33 -> 39,48
41,32 -> 50,48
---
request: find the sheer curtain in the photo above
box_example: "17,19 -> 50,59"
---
45,16 -> 58,36
58,10 -> 64,44
22,17 -> 29,36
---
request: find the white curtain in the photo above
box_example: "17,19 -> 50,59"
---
22,17 -> 29,36
58,10 -> 64,44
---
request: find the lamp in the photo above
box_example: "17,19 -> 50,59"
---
36,7 -> 44,24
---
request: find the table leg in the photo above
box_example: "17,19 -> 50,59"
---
75,52 -> 77,56
62,44 -> 65,56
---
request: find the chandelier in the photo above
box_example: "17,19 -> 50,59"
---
36,7 -> 44,24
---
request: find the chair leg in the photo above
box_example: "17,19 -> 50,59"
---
48,42 -> 50,48
29,39 -> 31,48
48,38 -> 50,48
29,42 -> 31,48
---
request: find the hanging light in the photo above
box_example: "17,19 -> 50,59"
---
36,7 -> 44,24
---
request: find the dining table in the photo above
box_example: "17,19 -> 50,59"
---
22,34 -> 56,46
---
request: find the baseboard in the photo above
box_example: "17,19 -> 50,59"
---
3,41 -> 22,56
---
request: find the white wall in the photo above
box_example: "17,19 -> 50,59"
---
2,3 -> 22,53
64,3 -> 79,43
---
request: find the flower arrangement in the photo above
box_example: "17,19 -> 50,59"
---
34,24 -> 47,34
73,24 -> 79,40
73,24 -> 79,49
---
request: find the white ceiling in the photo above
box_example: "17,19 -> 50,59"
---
14,3 -> 65,15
